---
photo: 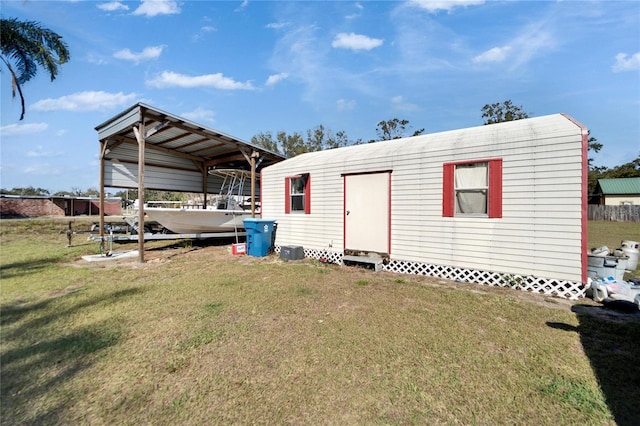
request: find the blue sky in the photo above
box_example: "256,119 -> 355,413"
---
1,0 -> 639,193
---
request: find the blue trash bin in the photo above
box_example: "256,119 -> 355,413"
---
244,218 -> 276,257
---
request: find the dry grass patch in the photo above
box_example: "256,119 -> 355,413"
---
1,219 -> 639,425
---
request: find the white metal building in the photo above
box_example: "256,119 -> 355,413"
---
260,114 -> 589,299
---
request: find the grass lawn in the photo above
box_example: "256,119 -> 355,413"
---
1,218 -> 639,425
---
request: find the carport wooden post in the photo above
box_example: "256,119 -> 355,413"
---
99,141 -> 106,238
251,150 -> 259,218
202,167 -> 208,209
133,123 -> 145,263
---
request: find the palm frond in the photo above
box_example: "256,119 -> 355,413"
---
0,17 -> 70,120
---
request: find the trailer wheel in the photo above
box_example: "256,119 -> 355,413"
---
131,227 -> 151,235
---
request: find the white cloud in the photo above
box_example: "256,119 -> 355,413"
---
336,98 -> 356,111
146,71 -> 254,90
23,163 -> 64,176
268,24 -> 328,104
408,0 -> 484,13
192,26 -> 216,42
97,1 -> 129,12
509,26 -> 555,71
391,95 -> 420,111
332,32 -> 383,51
612,52 -> 640,72
346,2 -> 364,20
473,46 -> 512,63
132,0 -> 180,17
27,145 -> 64,158
266,22 -> 289,30
472,22 -> 555,71
114,45 -> 164,63
181,107 -> 216,124
235,0 -> 249,12
31,91 -> 138,112
265,73 -> 289,86
0,122 -> 48,137
85,53 -> 108,65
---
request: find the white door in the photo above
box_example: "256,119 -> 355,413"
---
344,172 -> 390,254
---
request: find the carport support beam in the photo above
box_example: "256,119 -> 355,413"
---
251,150 -> 259,218
133,123 -> 145,263
99,140 -> 106,238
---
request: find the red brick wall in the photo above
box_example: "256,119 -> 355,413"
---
95,201 -> 121,216
0,199 -> 65,217
0,198 -> 122,217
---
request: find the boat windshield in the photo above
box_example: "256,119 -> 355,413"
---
208,169 -> 258,211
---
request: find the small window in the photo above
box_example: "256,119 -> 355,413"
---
285,174 -> 311,214
455,162 -> 488,214
443,159 -> 502,218
290,177 -> 306,211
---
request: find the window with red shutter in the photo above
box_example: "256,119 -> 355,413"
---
285,174 -> 311,214
443,159 -> 502,218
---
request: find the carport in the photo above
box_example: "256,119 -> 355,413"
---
95,102 -> 285,262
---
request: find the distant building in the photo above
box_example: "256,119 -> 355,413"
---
0,195 -> 122,218
591,177 -> 640,205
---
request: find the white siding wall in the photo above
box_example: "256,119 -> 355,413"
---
261,114 -> 586,282
604,195 -> 640,206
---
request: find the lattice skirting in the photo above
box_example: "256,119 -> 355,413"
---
274,246 -> 586,300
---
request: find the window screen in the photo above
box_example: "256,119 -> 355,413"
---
285,174 -> 311,214
443,159 -> 502,218
455,162 -> 488,214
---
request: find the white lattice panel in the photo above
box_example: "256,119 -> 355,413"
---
274,246 -> 586,300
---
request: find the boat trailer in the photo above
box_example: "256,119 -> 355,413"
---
89,230 -> 246,243
65,216 -> 245,247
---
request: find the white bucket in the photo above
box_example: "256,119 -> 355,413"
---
621,240 -> 639,271
590,246 -> 610,256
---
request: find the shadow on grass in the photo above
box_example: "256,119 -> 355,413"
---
0,257 -> 62,280
0,287 -> 144,424
141,236 -> 244,251
547,304 -> 640,426
1,287 -> 142,335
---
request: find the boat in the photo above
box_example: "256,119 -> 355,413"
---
143,169 -> 257,234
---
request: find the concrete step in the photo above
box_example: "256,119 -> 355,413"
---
342,255 -> 383,272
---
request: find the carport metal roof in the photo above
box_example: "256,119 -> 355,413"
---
95,102 -> 284,190
94,102 -> 285,262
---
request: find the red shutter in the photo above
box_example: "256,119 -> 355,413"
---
284,177 -> 291,214
304,175 -> 311,214
488,159 -> 502,218
442,163 -> 454,217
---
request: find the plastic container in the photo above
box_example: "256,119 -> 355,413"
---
243,218 -> 276,257
621,240 -> 639,271
587,255 -> 627,281
590,246 -> 610,256
231,243 -> 246,255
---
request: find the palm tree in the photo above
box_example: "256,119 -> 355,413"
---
0,17 -> 70,120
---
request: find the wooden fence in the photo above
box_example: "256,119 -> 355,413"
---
588,205 -> 640,222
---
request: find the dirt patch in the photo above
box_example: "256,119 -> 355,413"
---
47,284 -> 84,298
